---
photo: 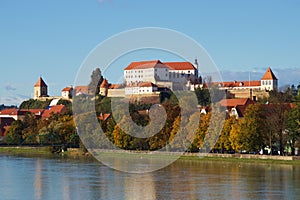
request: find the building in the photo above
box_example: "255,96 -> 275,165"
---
34,77 -> 48,99
61,86 -> 73,99
260,67 -> 278,91
124,60 -> 198,95
74,86 -> 89,96
99,79 -> 109,96
219,98 -> 255,118
190,67 -> 278,100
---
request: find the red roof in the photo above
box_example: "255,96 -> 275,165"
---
21,109 -> 44,116
261,67 -> 277,80
98,113 -> 111,121
62,87 -> 73,92
100,79 -> 109,88
41,105 -> 66,118
124,60 -> 163,70
109,84 -> 122,89
217,80 -> 261,88
0,108 -> 19,115
219,98 -> 254,107
138,82 -> 157,87
74,86 -> 88,94
0,108 -> 44,117
164,62 -> 196,70
124,60 -> 195,71
34,77 -> 47,87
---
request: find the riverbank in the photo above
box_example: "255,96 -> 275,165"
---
1,146 -> 300,165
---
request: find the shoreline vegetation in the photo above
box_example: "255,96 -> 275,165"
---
1,146 -> 300,165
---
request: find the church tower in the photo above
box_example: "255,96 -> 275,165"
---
194,58 -> 199,78
34,77 -> 48,99
260,67 -> 278,91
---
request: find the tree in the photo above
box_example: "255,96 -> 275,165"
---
22,113 -> 39,144
286,105 -> 300,155
88,68 -> 103,95
216,116 -> 237,152
192,113 -> 210,152
265,89 -> 291,155
239,104 -> 266,152
229,121 -> 243,152
194,87 -> 211,106
5,120 -> 24,145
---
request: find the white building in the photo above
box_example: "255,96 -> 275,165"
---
124,60 -> 198,95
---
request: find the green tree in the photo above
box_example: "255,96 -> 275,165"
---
286,105 -> 300,155
88,68 -> 103,95
5,120 -> 24,145
20,99 -> 52,109
194,87 -> 211,106
22,113 -> 39,144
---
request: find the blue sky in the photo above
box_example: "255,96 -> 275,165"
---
1,0 -> 300,105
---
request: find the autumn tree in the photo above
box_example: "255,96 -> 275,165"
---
229,121 -> 243,152
236,104 -> 266,152
5,120 -> 24,145
216,116 -> 237,152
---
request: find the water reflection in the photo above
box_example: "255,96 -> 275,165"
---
34,159 -> 43,200
0,155 -> 300,200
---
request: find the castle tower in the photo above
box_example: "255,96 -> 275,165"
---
34,77 -> 48,99
260,67 -> 278,91
99,79 -> 109,96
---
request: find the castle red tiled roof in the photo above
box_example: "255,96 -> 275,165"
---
124,60 -> 164,70
109,84 -> 122,89
124,60 -> 196,71
164,62 -> 196,70
218,80 -> 261,88
138,82 -> 157,87
261,67 -> 278,80
34,77 -> 47,87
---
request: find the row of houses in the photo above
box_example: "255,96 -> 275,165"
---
202,98 -> 294,119
0,105 -> 67,138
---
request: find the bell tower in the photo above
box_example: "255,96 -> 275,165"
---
34,76 -> 48,99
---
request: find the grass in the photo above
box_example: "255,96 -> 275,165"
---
0,146 -> 51,155
1,147 -> 300,165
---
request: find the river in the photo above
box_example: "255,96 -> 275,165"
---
0,154 -> 299,200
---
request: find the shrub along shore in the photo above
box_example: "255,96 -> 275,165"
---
1,146 -> 300,165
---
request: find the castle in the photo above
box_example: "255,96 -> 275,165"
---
33,61 -> 278,101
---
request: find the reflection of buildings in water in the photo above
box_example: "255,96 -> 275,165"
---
62,175 -> 71,200
34,159 -> 43,200
124,173 -> 156,200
